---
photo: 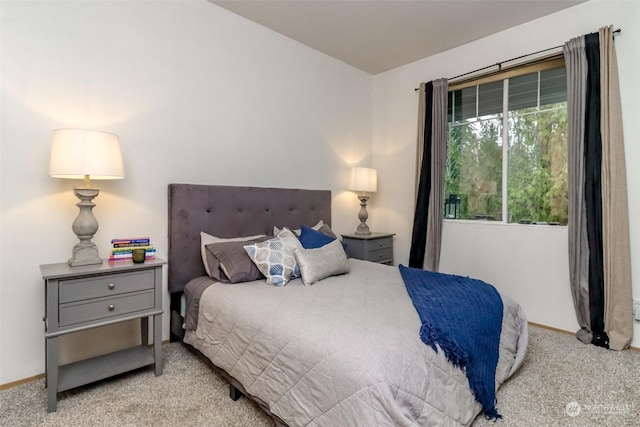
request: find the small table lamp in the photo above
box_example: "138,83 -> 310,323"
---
349,167 -> 377,235
49,129 -> 125,266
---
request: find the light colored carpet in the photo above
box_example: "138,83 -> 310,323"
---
1,325 -> 639,426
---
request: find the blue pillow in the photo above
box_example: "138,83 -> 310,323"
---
299,225 -> 335,249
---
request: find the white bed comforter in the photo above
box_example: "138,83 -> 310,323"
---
184,259 -> 528,426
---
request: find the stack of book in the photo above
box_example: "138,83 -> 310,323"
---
108,237 -> 156,263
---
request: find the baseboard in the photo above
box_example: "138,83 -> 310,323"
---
0,373 -> 45,390
527,321 -> 575,335
528,321 -> 640,352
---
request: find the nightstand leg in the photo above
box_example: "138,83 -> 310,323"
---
140,317 -> 149,346
46,336 -> 58,412
153,313 -> 163,376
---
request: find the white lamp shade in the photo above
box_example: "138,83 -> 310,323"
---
49,129 -> 125,180
349,167 -> 377,193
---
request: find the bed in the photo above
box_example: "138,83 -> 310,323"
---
168,183 -> 528,426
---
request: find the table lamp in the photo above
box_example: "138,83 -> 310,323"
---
349,167 -> 377,235
49,129 -> 125,266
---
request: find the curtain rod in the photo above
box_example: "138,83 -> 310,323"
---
414,28 -> 621,91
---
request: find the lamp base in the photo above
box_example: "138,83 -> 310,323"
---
354,194 -> 372,235
68,188 -> 103,267
354,228 -> 372,236
69,241 -> 102,266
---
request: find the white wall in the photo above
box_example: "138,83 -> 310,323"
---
372,0 -> 640,346
0,1 -> 373,384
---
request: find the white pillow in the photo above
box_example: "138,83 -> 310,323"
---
295,239 -> 350,286
200,231 -> 266,277
273,220 -> 324,237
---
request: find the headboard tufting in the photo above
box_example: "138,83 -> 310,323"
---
167,183 -> 332,294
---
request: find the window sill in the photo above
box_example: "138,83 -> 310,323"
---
443,219 -> 568,228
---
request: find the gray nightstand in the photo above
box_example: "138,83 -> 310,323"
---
40,258 -> 165,412
341,232 -> 395,265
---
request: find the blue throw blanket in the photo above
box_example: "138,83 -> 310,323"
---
399,265 -> 504,419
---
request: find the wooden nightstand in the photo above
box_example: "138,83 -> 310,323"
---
341,232 -> 395,265
40,258 -> 165,412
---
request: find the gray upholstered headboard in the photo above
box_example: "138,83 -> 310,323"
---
167,183 -> 332,295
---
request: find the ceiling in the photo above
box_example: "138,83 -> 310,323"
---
212,0 -> 586,74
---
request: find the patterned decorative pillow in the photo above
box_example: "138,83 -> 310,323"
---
295,239 -> 350,285
244,228 -> 303,286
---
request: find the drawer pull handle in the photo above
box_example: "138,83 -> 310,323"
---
108,304 -> 115,311
378,254 -> 383,258
378,243 -> 383,247
108,283 -> 115,290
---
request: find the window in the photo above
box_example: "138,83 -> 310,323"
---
445,59 -> 568,225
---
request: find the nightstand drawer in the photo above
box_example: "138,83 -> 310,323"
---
59,270 -> 154,303
367,248 -> 393,262
59,290 -> 155,327
367,238 -> 392,251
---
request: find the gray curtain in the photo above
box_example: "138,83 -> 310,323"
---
564,36 -> 591,344
409,78 -> 447,271
599,25 -> 632,351
564,26 -> 631,350
415,83 -> 427,199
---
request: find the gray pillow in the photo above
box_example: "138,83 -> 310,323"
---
295,239 -> 350,286
316,223 -> 338,239
273,220 -> 324,237
200,232 -> 266,277
204,236 -> 268,283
